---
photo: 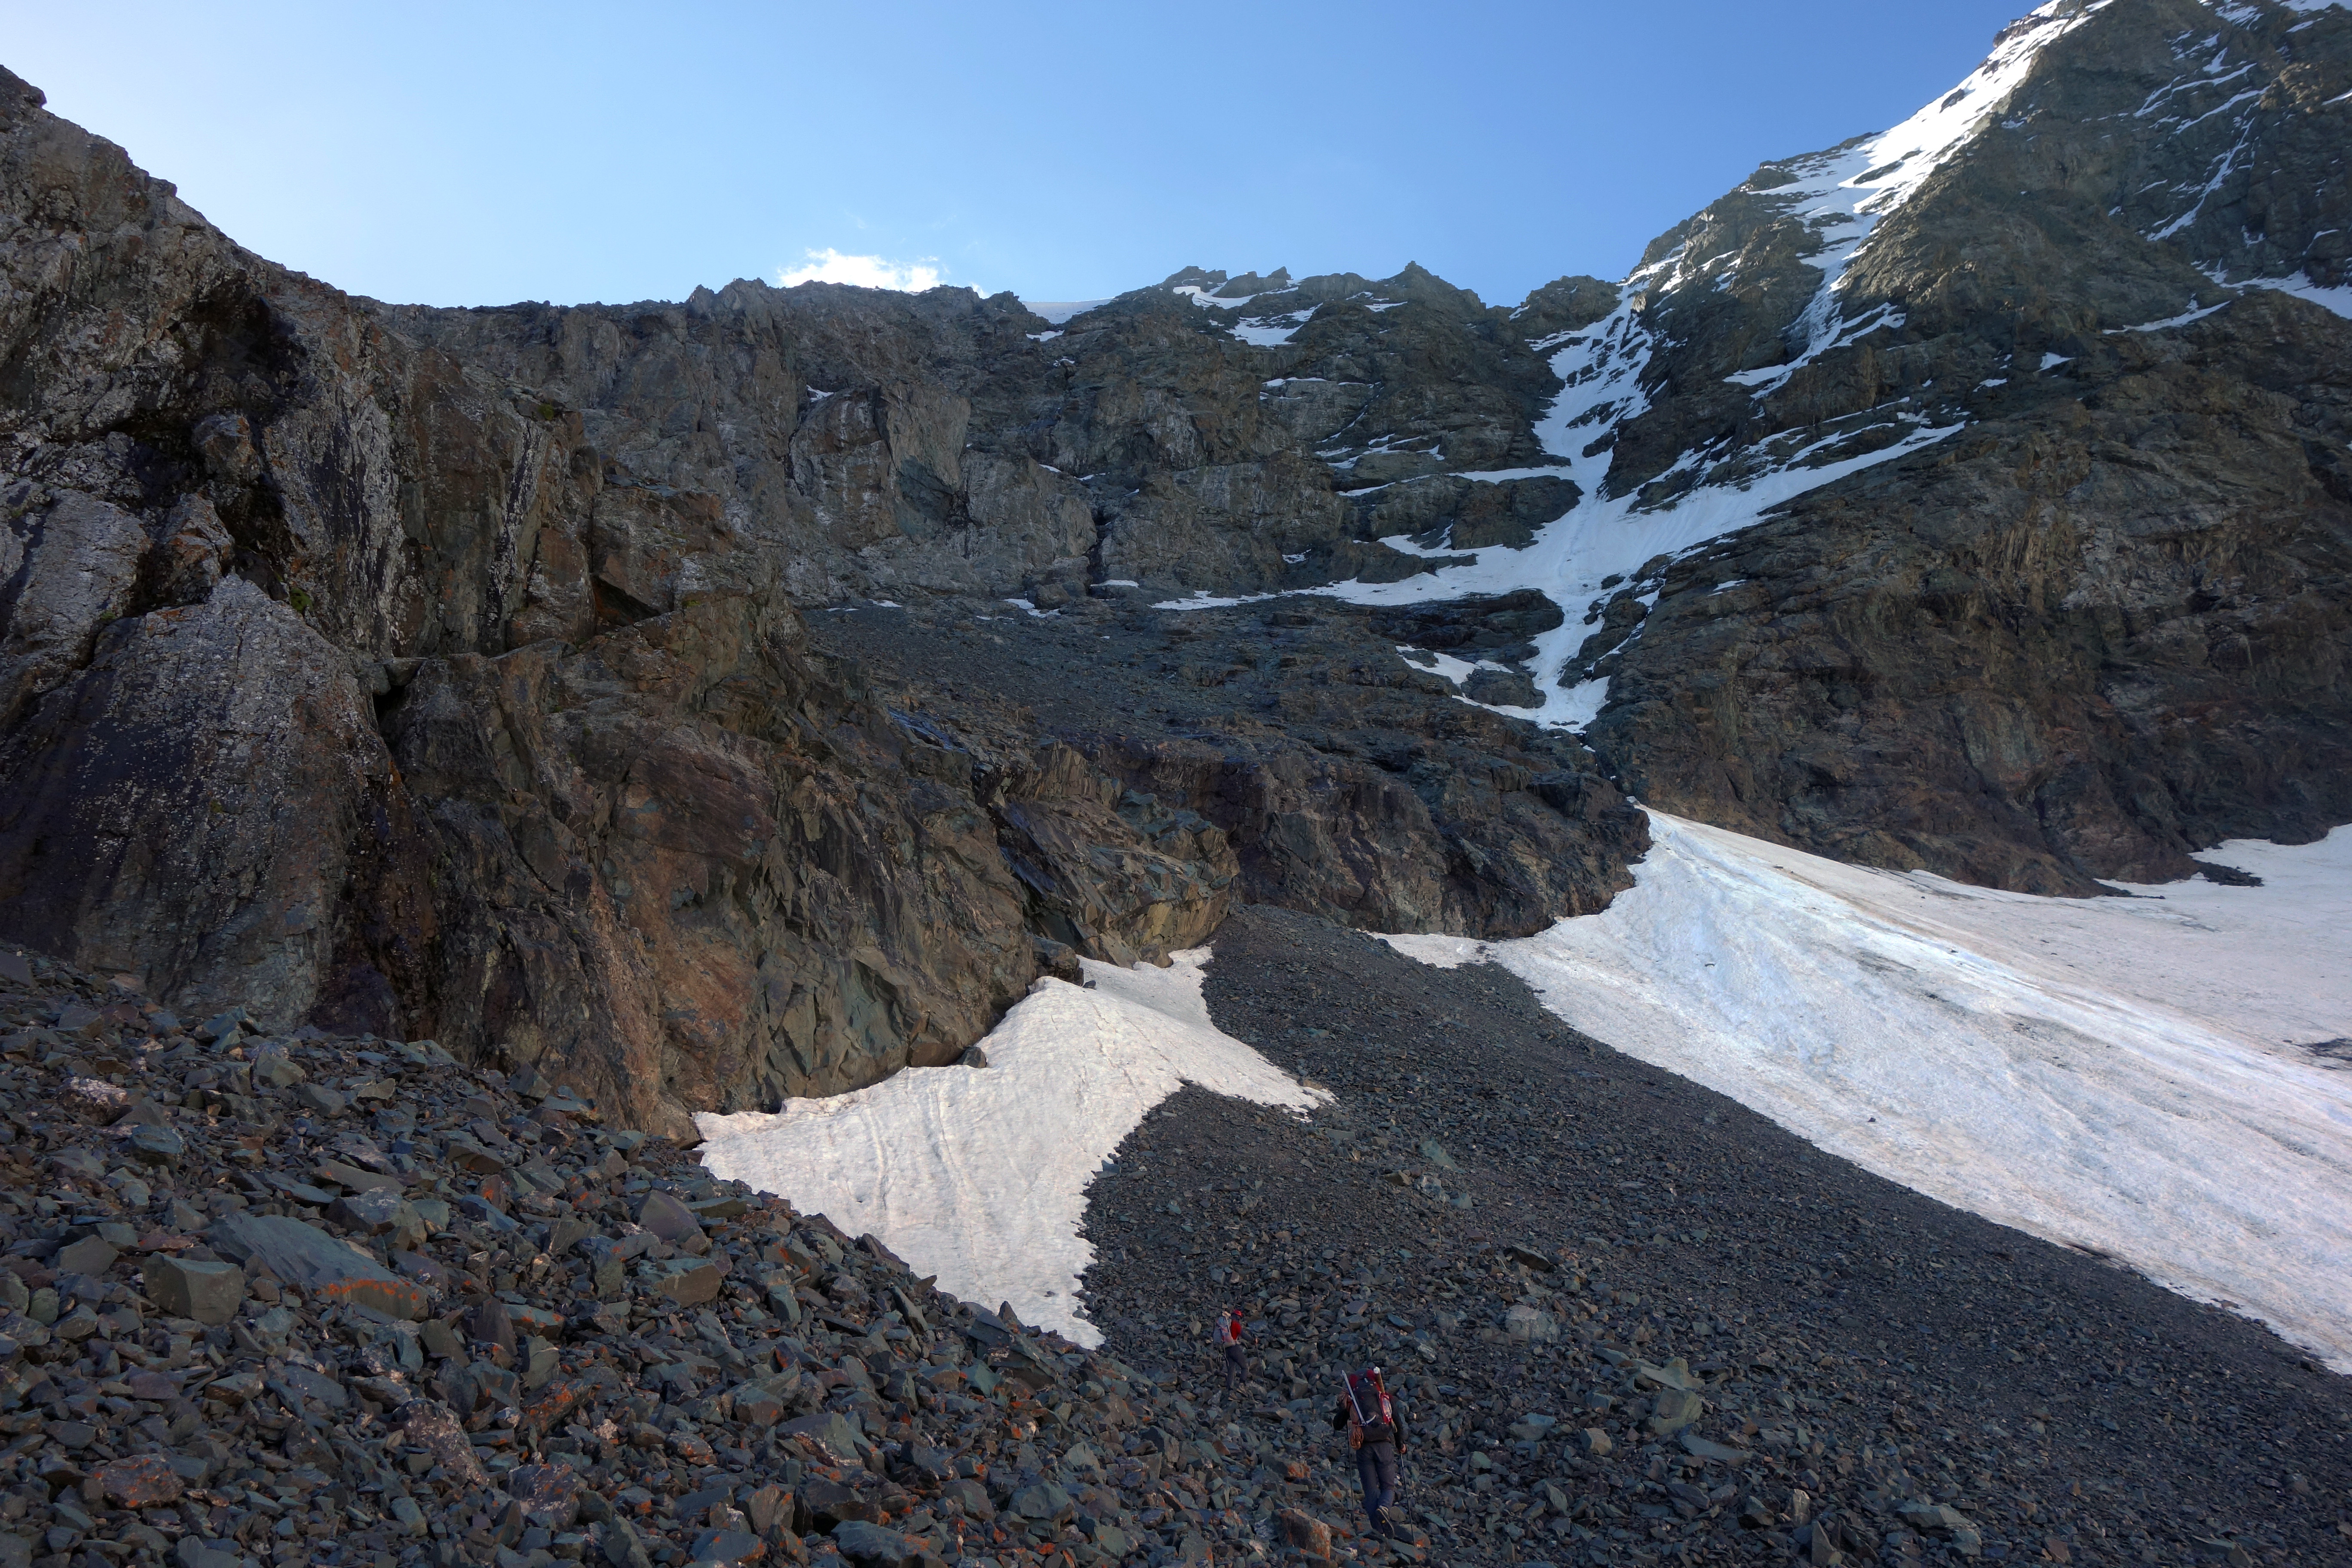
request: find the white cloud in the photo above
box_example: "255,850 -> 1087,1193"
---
774,247 -> 950,291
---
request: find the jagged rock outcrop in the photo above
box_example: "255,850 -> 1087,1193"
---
812,596 -> 1642,940
0,65 -> 1642,1127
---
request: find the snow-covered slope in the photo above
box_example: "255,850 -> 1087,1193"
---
693,951 -> 1327,1344
1387,814 -> 2352,1371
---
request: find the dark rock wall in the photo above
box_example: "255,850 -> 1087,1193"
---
1570,0 -> 2352,890
1586,297 -> 2352,891
0,67 -> 1642,1128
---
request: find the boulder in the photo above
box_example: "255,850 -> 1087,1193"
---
206,1211 -> 423,1317
92,1455 -> 182,1508
650,1258 -> 726,1306
141,1257 -> 244,1325
55,1237 -> 116,1276
828,1519 -> 913,1566
327,1188 -> 407,1235
778,1411 -> 864,1464
1645,1384 -> 1706,1436
1277,1507 -> 1333,1558
128,1125 -> 185,1167
1502,1304 -> 1561,1343
637,1190 -> 704,1241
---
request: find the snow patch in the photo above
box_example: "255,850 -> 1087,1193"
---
2106,300 -> 2232,332
1234,313 -> 1310,346
1157,588 -> 1282,611
1396,646 -> 1505,686
2239,270 -> 2352,319
696,951 -> 1329,1345
1384,813 -> 2352,1371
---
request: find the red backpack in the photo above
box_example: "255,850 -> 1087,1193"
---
1344,1369 -> 1396,1449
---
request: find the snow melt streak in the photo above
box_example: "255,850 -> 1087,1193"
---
694,950 -> 1327,1345
1387,815 -> 2352,1371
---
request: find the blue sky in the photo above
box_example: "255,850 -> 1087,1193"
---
3,1 -> 2034,310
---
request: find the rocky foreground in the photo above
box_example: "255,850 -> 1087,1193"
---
3,863 -> 2350,1568
1079,910 -> 2352,1567
0,946 -> 1373,1568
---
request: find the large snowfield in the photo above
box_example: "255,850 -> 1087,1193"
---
696,815 -> 2349,1369
1387,815 -> 2352,1372
695,951 -> 1326,1345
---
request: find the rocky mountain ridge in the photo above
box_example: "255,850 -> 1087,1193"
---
1,0 -> 2349,1124
0,63 -> 1641,1133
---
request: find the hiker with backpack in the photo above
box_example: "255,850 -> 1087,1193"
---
1216,1307 -> 1247,1390
1330,1364 -> 1414,1541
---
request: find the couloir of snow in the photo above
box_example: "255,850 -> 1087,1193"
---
694,950 -> 1327,1345
1164,3 -> 2114,727
1385,813 -> 2352,1370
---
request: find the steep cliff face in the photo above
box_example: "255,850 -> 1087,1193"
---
0,66 -> 1642,1128
1564,0 -> 2352,890
1585,291 -> 2352,890
0,68 -> 1196,1131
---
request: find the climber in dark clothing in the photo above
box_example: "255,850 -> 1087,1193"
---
1217,1307 -> 1247,1390
1330,1365 -> 1413,1540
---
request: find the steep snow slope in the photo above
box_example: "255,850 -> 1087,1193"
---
694,951 -> 1327,1344
1387,815 -> 2352,1371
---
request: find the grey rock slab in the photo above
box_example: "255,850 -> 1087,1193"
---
778,1411 -> 865,1463
1009,1479 -> 1073,1522
1679,1430 -> 1751,1465
250,1044 -> 305,1089
635,1189 -> 704,1240
145,1257 -> 245,1324
49,1148 -> 105,1180
1644,1383 -> 1706,1436
193,1010 -> 244,1044
827,1519 -> 914,1565
127,1124 -> 185,1167
54,1237 -> 116,1276
328,1188 -> 407,1235
649,1257 -> 725,1306
1501,1304 -> 1560,1344
206,1210 -> 401,1291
